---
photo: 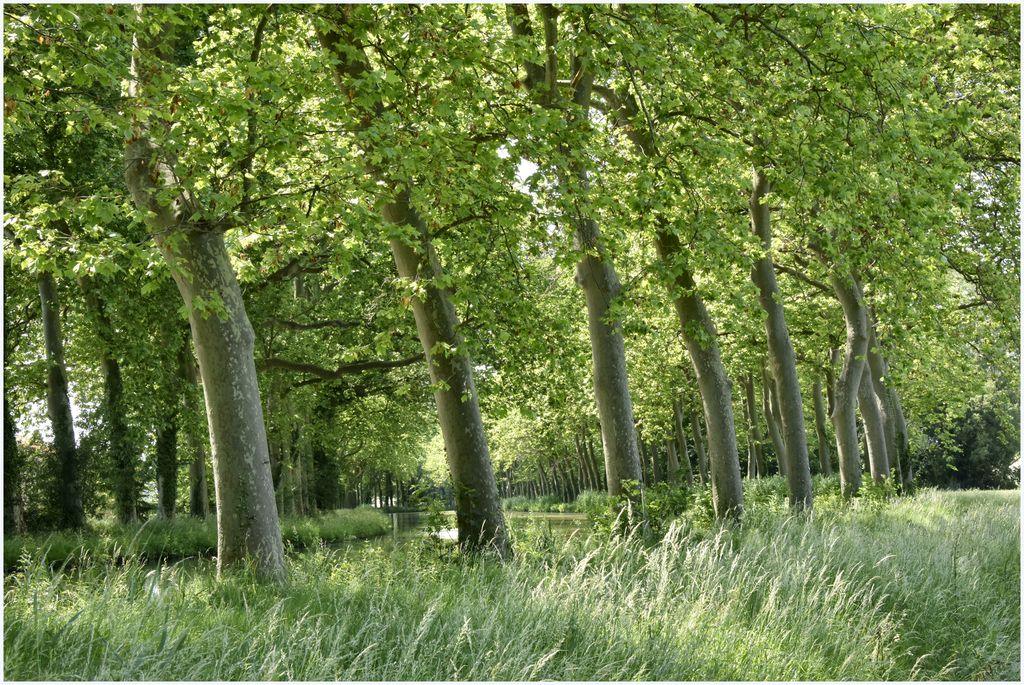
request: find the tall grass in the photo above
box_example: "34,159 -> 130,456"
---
3,507 -> 390,571
3,489 -> 1018,680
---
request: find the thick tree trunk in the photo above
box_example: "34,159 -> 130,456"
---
384,191 -> 511,557
858,365 -> 890,484
690,412 -> 709,485
672,399 -> 695,486
126,20 -> 284,581
82,282 -> 138,524
812,377 -> 833,477
828,274 -> 868,498
155,417 -> 178,519
762,367 -> 787,477
38,271 -> 84,529
4,396 -> 27,534
655,231 -> 743,519
743,372 -> 766,479
748,166 -> 812,509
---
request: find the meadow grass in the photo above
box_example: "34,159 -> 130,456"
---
3,506 -> 390,571
3,487 -> 1019,680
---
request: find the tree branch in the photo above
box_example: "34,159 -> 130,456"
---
257,353 -> 424,380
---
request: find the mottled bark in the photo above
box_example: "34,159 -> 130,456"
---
38,271 -> 84,529
571,171 -> 643,493
126,13 -> 284,581
812,378 -> 833,476
829,274 -> 868,497
748,166 -> 812,509
655,231 -> 743,518
384,192 -> 511,556
858,364 -> 889,484
319,17 -> 510,557
506,7 -> 642,495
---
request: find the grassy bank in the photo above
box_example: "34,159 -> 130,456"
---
3,507 -> 391,571
3,488 -> 1018,680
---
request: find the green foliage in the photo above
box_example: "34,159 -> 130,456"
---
4,490 -> 1018,680
4,509 -> 390,572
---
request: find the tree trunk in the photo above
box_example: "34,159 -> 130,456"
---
743,371 -> 766,479
762,367 -> 787,477
38,271 -> 84,529
858,365 -> 890,484
125,18 -> 284,581
748,166 -> 812,509
690,412 -> 709,485
4,395 -> 27,534
665,437 -> 680,483
384,192 -> 511,557
828,274 -> 868,498
672,399 -> 695,486
155,417 -> 178,519
81,280 -> 138,524
654,231 -> 743,519
318,13 -> 508,558
182,350 -> 209,518
866,319 -> 912,489
812,377 -> 833,477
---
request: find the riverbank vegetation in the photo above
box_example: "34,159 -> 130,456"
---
3,508 -> 390,572
4,488 -> 1018,680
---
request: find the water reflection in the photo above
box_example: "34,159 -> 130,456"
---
385,510 -> 588,544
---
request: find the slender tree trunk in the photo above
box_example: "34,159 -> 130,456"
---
81,280 -> 138,524
654,231 -> 743,519
319,14 -> 509,559
38,271 -> 84,529
858,366 -> 890,484
125,17 -> 284,581
651,440 -> 664,483
762,367 -> 787,477
812,377 -> 833,477
828,274 -> 868,498
665,437 -> 680,483
748,166 -> 812,508
384,194 -> 510,556
866,319 -> 912,489
573,206 -> 643,495
690,412 -> 709,485
4,396 -> 27,534
743,372 -> 766,479
672,399 -> 695,486
155,417 -> 178,519
586,431 -> 605,491
182,350 -> 209,518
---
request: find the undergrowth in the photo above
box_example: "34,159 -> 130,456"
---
3,488 -> 1018,680
3,506 -> 390,571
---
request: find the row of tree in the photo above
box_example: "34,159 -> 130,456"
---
4,4 -> 1018,581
